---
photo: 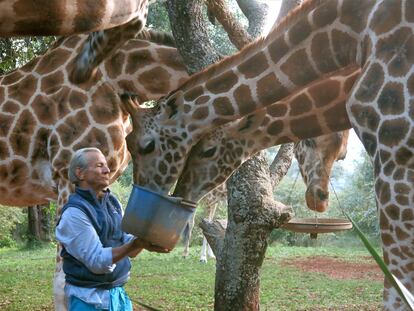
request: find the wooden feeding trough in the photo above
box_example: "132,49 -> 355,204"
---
281,217 -> 353,239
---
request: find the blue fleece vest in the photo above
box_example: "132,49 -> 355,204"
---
60,188 -> 131,289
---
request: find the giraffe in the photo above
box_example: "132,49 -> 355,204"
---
181,105 -> 351,262
121,66 -> 357,201
182,130 -> 350,263
181,136 -> 350,263
125,68 -> 354,263
120,1 -> 414,309
295,130 -> 350,212
0,33 -> 187,310
0,0 -> 151,87
0,0 -> 145,37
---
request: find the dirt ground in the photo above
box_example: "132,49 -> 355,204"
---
282,256 -> 383,281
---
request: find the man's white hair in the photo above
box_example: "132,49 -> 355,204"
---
68,147 -> 103,185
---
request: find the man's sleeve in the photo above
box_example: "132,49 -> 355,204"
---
55,207 -> 115,274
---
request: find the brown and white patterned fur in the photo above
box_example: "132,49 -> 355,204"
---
0,34 -> 187,310
122,1 -> 414,309
295,130 -> 350,212
0,0 -> 145,37
164,68 -> 357,203
0,0 -> 150,88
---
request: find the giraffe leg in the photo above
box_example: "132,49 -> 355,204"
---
376,173 -> 414,311
199,237 -> 209,263
207,202 -> 218,259
52,181 -> 73,311
53,243 -> 67,311
347,68 -> 414,310
199,202 -> 219,262
182,213 -> 196,258
70,16 -> 146,84
207,242 -> 216,259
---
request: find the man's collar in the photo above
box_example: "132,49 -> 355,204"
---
75,187 -> 111,204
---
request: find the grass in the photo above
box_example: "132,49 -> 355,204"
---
0,242 -> 383,310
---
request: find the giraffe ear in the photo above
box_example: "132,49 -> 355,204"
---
162,90 -> 184,120
119,92 -> 142,116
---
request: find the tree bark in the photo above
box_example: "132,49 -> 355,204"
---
206,0 -> 252,50
166,0 -> 221,74
28,204 -> 52,242
234,0 -> 268,38
214,153 -> 291,311
269,143 -> 295,188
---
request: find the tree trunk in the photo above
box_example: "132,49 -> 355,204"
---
206,0 -> 252,50
269,143 -> 295,188
166,0 -> 221,74
214,153 -> 291,311
234,0 -> 268,38
28,204 -> 52,242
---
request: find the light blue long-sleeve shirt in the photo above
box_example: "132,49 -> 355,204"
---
56,203 -> 134,309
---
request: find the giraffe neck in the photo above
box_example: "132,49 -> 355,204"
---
173,67 -> 359,202
0,0 -> 144,36
166,0 -> 374,141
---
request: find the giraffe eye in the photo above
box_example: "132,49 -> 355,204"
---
201,146 -> 217,158
138,140 -> 155,155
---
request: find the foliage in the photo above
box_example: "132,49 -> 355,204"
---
147,0 -> 244,56
110,180 -> 133,209
0,206 -> 26,247
0,244 -> 382,310
117,162 -> 133,187
147,2 -> 172,32
0,36 -> 55,74
334,152 -> 378,238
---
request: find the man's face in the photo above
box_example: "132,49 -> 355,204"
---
77,151 -> 111,193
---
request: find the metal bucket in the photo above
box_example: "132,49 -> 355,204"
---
121,185 -> 196,250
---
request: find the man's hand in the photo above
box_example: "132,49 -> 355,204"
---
132,238 -> 171,253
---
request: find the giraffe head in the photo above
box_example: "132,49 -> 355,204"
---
294,130 -> 349,213
121,91 -> 194,194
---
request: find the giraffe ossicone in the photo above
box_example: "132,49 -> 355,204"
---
122,1 -> 414,309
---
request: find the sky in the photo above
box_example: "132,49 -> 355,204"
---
262,0 -> 365,172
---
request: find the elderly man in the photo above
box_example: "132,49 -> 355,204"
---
56,147 -> 167,310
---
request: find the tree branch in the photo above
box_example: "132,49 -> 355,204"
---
206,0 -> 252,50
269,143 -> 295,188
166,0 -> 221,74
235,0 -> 268,37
